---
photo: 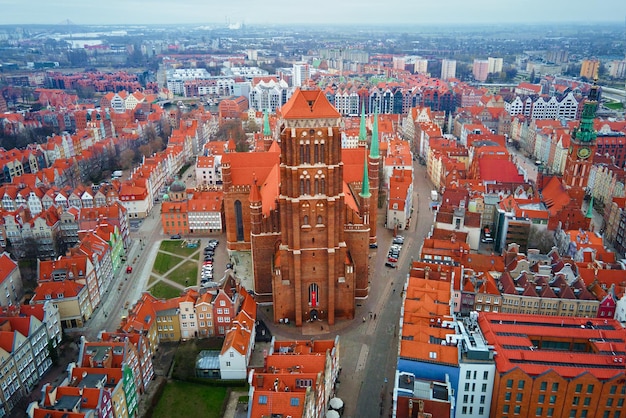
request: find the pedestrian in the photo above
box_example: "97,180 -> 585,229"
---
374,313 -> 377,320
321,325 -> 323,331
363,317 -> 366,323
393,288 -> 396,293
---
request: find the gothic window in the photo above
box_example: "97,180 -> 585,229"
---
303,215 -> 309,225
317,215 -> 323,225
305,179 -> 311,195
234,200 -> 244,241
321,178 -> 326,195
300,179 -> 305,195
299,144 -> 304,164
309,283 -> 319,307
314,178 -> 319,195
314,142 -> 320,163
305,143 -> 311,163
320,142 -> 325,163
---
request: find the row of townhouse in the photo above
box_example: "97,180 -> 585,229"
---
504,92 -> 581,121
0,182 -> 125,215
0,302 -> 62,417
0,147 -> 47,185
26,281 -> 255,417
45,71 -> 143,94
118,116 -> 214,220
29,220 -> 126,329
0,201 -> 129,261
322,78 -> 456,116
28,331 -> 154,418
100,90 -> 156,114
120,273 -> 247,351
247,337 -> 340,418
509,117 -> 626,177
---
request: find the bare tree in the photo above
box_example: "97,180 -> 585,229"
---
528,226 -> 555,254
119,149 -> 135,170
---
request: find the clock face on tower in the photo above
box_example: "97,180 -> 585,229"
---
577,147 -> 591,159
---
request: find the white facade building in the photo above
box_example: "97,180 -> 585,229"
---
441,59 -> 457,80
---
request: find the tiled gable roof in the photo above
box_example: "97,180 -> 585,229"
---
279,88 -> 341,120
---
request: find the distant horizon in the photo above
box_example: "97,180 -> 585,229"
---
0,20 -> 625,28
1,0 -> 625,27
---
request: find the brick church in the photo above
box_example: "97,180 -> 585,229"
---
221,89 -> 380,326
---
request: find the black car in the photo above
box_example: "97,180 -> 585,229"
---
170,234 -> 181,239
369,242 -> 378,248
385,262 -> 397,268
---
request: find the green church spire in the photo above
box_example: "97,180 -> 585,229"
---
359,102 -> 367,142
573,80 -> 598,144
263,109 -> 271,137
586,196 -> 594,219
370,107 -> 380,159
360,148 -> 371,199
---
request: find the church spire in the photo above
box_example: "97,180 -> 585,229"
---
358,102 -> 367,142
263,109 -> 271,137
573,79 -> 598,144
585,196 -> 594,219
370,108 -> 380,159
360,148 -> 371,199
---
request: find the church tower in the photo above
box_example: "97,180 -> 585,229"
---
562,81 -> 599,201
272,89 -> 355,326
368,108 -> 381,244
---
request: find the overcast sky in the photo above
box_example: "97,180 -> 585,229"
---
1,0 -> 625,26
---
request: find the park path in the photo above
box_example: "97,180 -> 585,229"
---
144,246 -> 202,292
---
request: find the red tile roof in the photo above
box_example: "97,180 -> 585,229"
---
279,88 -> 340,120
479,312 -> 626,380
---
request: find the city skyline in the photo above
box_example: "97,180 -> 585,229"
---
1,0 -> 625,26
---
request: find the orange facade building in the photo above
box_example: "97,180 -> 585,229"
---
480,312 -> 626,418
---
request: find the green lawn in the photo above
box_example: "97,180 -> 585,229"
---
148,281 -> 182,299
152,381 -> 227,418
166,261 -> 198,287
152,252 -> 185,275
160,240 -> 200,257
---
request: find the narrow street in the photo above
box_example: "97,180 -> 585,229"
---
338,161 -> 435,418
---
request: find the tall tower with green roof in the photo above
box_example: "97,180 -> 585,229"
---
563,81 -> 598,191
262,109 -> 273,151
367,108 -> 381,244
358,102 -> 367,144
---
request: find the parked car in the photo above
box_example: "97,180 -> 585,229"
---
126,266 -> 133,274
385,262 -> 397,268
393,235 -> 405,245
170,234 -> 181,239
369,242 -> 378,248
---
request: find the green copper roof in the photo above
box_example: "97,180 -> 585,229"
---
370,108 -> 380,159
573,81 -> 598,144
359,102 -> 367,142
263,110 -> 271,136
585,196 -> 594,219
